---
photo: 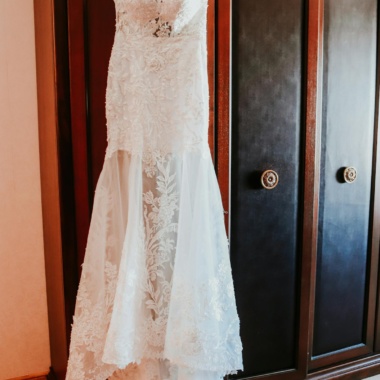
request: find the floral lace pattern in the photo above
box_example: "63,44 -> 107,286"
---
66,152 -> 243,379
106,0 -> 209,158
66,0 -> 243,378
114,0 -> 207,38
66,176 -> 125,380
141,154 -> 179,354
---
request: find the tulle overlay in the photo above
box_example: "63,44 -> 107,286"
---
66,151 -> 242,379
65,0 -> 243,379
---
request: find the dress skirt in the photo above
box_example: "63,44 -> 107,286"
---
65,150 -> 243,380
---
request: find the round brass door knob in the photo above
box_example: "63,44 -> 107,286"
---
261,170 -> 279,190
343,167 -> 357,184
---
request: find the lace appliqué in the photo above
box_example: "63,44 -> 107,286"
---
66,152 -> 243,379
141,154 -> 179,354
114,0 -> 207,38
106,0 -> 208,159
166,260 -> 243,375
65,184 -> 122,380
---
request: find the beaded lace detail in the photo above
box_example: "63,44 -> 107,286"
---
114,0 -> 206,38
106,0 -> 209,159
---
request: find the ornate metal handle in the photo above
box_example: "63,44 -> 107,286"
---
343,167 -> 357,184
261,170 -> 279,190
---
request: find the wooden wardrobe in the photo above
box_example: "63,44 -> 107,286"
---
49,0 -> 380,379
219,0 -> 380,379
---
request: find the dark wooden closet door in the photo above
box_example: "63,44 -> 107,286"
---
85,0 -> 115,198
310,0 -> 379,369
229,1 -> 306,378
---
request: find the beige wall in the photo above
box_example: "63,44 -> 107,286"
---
0,0 -> 51,378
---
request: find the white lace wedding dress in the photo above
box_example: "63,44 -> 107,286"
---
65,1 -> 243,379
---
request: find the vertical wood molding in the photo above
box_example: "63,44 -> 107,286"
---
207,0 -> 216,160
368,67 -> 380,352
372,0 -> 380,353
66,0 -> 91,269
302,0 -> 324,370
215,0 -> 231,229
33,0 -> 70,378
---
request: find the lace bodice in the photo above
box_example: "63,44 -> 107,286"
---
114,0 -> 207,38
105,0 -> 209,159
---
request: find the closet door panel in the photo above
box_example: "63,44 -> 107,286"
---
230,0 -> 305,377
312,0 -> 378,361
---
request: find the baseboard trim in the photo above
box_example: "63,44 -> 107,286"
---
6,372 -> 48,380
6,366 -> 57,380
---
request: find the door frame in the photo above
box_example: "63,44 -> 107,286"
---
34,0 -> 78,378
216,0 -> 323,377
